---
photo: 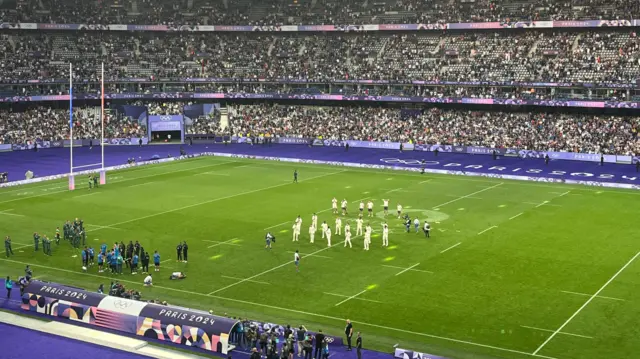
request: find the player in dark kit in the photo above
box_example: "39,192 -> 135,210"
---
293,170 -> 298,183
182,241 -> 188,263
176,242 -> 183,262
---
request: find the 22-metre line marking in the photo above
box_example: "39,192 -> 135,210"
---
532,251 -> 640,355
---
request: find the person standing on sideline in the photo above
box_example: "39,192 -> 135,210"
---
345,320 -> 353,351
314,330 -> 325,359
182,241 -> 188,263
5,236 -> 14,257
356,332 -> 362,359
423,221 -> 431,238
293,170 -> 298,183
5,276 -> 12,298
176,242 -> 183,262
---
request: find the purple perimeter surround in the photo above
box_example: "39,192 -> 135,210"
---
0,144 -> 638,186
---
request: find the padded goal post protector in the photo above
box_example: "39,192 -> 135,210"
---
68,175 -> 75,190
100,171 -> 106,185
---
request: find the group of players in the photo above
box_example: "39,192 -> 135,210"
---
269,198 -> 431,254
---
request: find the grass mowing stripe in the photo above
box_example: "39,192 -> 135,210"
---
0,256 -> 559,359
532,250 -> 640,355
90,170 -> 346,234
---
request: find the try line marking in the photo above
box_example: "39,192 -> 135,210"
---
0,256 -> 560,359
532,250 -> 640,355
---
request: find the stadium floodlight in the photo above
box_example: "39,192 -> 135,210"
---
68,62 -> 107,190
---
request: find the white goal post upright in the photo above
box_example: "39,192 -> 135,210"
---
69,63 -> 75,190
100,62 -> 106,185
68,62 -> 107,191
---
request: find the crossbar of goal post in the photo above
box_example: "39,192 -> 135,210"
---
68,63 -> 106,190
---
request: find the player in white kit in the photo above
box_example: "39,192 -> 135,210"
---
363,224 -> 372,250
344,227 -> 352,248
356,216 -> 363,236
321,221 -> 328,239
312,213 -> 318,232
382,199 -> 390,216
293,216 -> 302,241
341,199 -> 348,216
367,201 -> 374,217
309,224 -> 315,243
335,217 -> 342,235
397,203 -> 403,218
382,223 -> 389,247
332,198 -> 338,214
325,226 -> 332,247
359,201 -> 365,214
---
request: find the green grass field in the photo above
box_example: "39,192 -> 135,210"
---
1,157 -> 639,359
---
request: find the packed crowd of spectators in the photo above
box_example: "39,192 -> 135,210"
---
0,31 -> 638,85
4,0 -> 639,25
1,103 -> 638,155
0,106 -> 146,144
228,104 -> 640,155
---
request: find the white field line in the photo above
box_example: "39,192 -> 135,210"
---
445,195 -> 482,200
418,179 -> 432,184
127,181 -> 155,188
264,221 -> 291,230
532,251 -> 640,355
323,292 -> 382,303
286,251 -> 332,259
334,289 -> 368,307
535,201 -> 549,208
73,192 -> 100,199
478,226 -> 497,235
381,265 -> 433,274
440,242 -> 461,254
0,256 -> 560,359
0,161 -> 234,205
206,238 -> 242,248
560,290 -> 626,302
0,243 -> 33,255
208,241 -> 344,295
395,263 -> 421,276
160,259 -> 172,264
89,170 -> 345,233
557,191 -> 571,197
221,275 -> 269,285
520,326 -> 593,339
0,209 -> 24,217
385,188 -> 403,194
509,213 -> 524,220
431,183 -> 503,209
